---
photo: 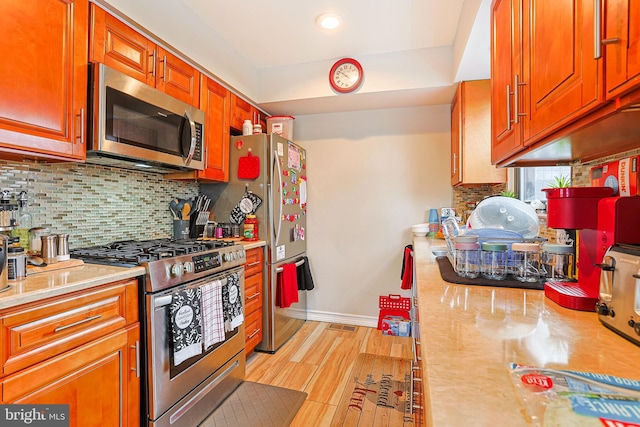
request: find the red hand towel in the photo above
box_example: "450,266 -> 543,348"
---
276,263 -> 299,308
401,246 -> 413,290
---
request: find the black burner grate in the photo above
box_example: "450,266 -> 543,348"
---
70,238 -> 232,266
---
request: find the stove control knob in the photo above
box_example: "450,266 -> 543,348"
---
238,249 -> 245,259
232,251 -> 239,260
224,252 -> 232,262
170,263 -> 184,277
183,261 -> 195,273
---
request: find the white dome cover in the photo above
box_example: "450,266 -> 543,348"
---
467,196 -> 539,239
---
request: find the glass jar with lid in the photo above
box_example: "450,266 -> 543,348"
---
541,243 -> 575,281
481,242 -> 509,280
454,237 -> 480,279
511,242 -> 541,282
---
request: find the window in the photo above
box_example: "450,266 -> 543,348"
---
517,166 -> 572,202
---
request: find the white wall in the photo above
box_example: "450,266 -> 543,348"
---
295,105 -> 452,326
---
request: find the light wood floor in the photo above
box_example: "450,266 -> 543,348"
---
245,321 -> 413,427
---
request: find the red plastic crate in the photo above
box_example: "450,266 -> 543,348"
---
377,294 -> 411,330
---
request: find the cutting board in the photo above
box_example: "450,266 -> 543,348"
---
27,259 -> 84,275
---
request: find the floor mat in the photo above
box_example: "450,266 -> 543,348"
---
331,353 -> 415,426
200,381 -> 307,427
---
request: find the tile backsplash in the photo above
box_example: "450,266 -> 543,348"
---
0,159 -> 199,248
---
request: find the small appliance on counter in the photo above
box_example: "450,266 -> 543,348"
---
596,244 -> 640,346
543,188 -> 640,311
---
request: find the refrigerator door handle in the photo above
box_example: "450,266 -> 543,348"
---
273,149 -> 283,246
275,257 -> 305,273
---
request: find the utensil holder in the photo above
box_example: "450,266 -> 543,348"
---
173,220 -> 190,240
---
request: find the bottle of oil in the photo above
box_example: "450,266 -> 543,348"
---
11,191 -> 33,251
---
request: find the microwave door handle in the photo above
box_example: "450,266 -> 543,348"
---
182,111 -> 197,166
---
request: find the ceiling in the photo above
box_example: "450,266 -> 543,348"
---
101,0 -> 491,116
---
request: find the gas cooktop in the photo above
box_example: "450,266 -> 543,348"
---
70,238 -> 235,267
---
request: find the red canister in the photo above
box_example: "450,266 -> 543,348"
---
243,215 -> 258,241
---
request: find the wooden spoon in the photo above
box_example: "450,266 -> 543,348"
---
181,202 -> 191,220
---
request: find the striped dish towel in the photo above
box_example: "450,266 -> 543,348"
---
201,279 -> 225,350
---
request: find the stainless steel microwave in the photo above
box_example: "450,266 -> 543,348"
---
87,63 -> 205,173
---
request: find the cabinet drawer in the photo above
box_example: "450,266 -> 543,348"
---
244,309 -> 262,353
1,279 -> 138,377
244,247 -> 263,277
244,272 -> 262,316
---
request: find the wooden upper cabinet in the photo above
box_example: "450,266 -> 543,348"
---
491,0 -> 523,164
230,94 -> 256,131
521,0 -> 601,143
0,0 -> 88,161
90,4 -> 155,86
452,80 -> 506,186
200,77 -> 231,181
164,75 -> 230,182
156,47 -> 201,108
90,4 -> 200,108
491,0 -> 603,165
604,0 -> 640,99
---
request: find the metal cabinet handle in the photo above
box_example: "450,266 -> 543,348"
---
594,0 -> 603,59
602,38 -> 620,45
452,153 -> 458,174
246,292 -> 260,301
131,340 -> 140,378
246,261 -> 261,267
514,74 -> 527,123
151,49 -> 157,77
248,328 -> 261,339
76,108 -> 85,144
162,55 -> 167,82
54,314 -> 102,333
506,84 -> 512,131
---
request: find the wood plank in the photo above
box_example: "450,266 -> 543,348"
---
271,361 -> 317,391
291,400 -> 336,427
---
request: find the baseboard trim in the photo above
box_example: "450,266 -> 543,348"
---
306,310 -> 378,328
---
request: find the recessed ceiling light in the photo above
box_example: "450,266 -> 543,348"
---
316,13 -> 341,30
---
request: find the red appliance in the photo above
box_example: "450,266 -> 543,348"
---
541,188 -> 640,311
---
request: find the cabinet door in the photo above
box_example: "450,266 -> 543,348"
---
605,0 -> 640,98
90,4 -> 155,86
450,86 -> 462,186
1,326 -> 140,427
156,48 -> 200,108
456,81 -> 507,185
199,76 -> 230,181
491,0 -> 523,163
521,0 -> 601,143
0,0 -> 88,160
230,94 -> 255,131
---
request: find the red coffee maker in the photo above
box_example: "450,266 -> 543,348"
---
542,188 -> 640,311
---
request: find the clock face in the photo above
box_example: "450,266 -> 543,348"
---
330,58 -> 363,93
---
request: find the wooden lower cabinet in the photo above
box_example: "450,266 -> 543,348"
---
244,247 -> 264,356
0,280 -> 140,426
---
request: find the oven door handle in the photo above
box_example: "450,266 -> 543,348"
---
154,277 -> 232,309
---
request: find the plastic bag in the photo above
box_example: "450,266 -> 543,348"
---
509,362 -> 640,426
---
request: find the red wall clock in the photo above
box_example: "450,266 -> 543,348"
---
329,58 -> 364,93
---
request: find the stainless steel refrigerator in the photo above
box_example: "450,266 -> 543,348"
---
203,133 -> 308,353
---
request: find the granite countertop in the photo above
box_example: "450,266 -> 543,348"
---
0,240 -> 267,311
0,263 -> 146,310
413,236 -> 640,426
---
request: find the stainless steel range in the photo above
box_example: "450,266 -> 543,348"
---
71,239 -> 247,427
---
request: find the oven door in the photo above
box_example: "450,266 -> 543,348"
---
147,266 -> 245,427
